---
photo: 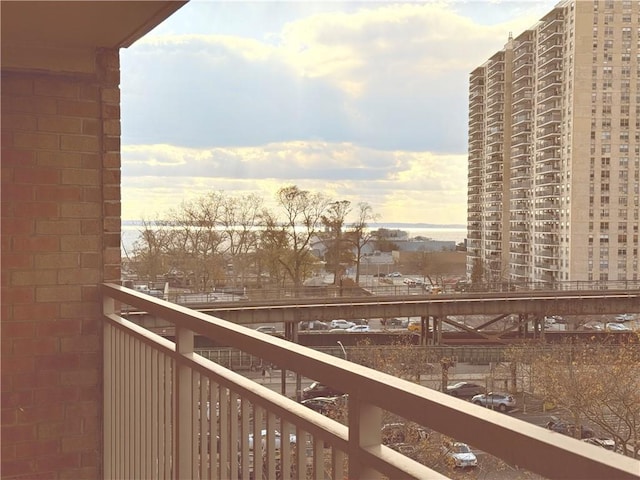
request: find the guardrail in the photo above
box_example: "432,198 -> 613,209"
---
134,280 -> 640,304
103,283 -> 639,479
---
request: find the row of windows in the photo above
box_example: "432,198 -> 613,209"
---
598,66 -> 639,77
594,0 -> 636,11
594,119 -> 640,129
592,131 -> 640,141
592,26 -> 640,38
591,92 -> 640,103
593,145 -> 640,155
595,14 -> 637,23
591,105 -> 640,115
594,51 -> 640,62
595,156 -> 640,168
595,79 -> 633,90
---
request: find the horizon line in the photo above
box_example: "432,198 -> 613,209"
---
121,220 -> 467,229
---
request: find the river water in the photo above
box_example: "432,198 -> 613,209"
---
121,224 -> 467,256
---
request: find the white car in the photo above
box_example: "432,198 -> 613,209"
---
442,442 -> 478,468
345,325 -> 371,333
614,313 -> 634,322
330,319 -> 355,329
606,322 -> 631,332
387,272 -> 402,277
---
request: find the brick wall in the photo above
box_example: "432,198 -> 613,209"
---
1,49 -> 121,479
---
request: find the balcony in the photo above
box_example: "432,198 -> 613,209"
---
101,284 -> 637,479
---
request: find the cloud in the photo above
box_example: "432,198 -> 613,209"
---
121,142 -> 467,224
120,1 -> 556,224
122,2 -> 549,152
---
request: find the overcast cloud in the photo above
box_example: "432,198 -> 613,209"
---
121,0 -> 557,224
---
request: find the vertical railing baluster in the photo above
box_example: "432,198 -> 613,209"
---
219,386 -> 230,479
209,381 -> 219,479
175,327 -> 194,479
312,436 -> 323,480
115,327 -> 122,478
229,391 -> 239,480
348,396 -> 382,480
280,420 -> 292,480
167,354 -> 173,479
125,331 -> 132,476
133,336 -> 141,478
103,290 -> 114,479
253,406 -> 264,480
265,412 -> 277,479
296,427 -> 306,480
190,371 -> 197,476
332,448 -> 345,480
151,348 -> 158,479
199,375 -> 207,480
240,398 -> 251,480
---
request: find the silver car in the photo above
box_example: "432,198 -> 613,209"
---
471,392 -> 516,412
442,442 -> 478,468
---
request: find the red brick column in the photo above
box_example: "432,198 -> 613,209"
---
1,48 -> 121,479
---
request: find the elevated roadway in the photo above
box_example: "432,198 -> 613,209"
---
125,289 -> 639,345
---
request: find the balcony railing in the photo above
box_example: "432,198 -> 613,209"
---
102,283 -> 639,480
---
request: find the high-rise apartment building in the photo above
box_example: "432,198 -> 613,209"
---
467,0 -> 639,286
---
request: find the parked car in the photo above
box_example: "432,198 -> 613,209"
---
255,325 -> 277,334
583,437 -> 615,450
545,417 -> 594,439
346,325 -> 371,333
387,318 -> 408,328
387,272 -> 402,277
442,441 -> 478,468
471,392 -> 516,412
248,429 -> 297,451
373,272 -> 386,277
423,284 -> 442,294
606,322 -> 631,331
403,277 -> 417,286
330,319 -> 355,329
351,318 -> 369,325
302,381 -> 344,400
407,318 -> 422,332
300,395 -> 347,417
446,382 -> 485,398
299,320 -> 330,331
544,315 -> 566,324
614,313 -> 634,322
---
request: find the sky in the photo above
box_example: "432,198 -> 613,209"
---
120,0 -> 558,225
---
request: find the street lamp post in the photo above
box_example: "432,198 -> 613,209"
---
337,341 -> 347,361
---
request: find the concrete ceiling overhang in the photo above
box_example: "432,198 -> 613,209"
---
1,0 -> 187,72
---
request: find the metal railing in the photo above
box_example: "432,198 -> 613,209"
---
103,283 -> 639,479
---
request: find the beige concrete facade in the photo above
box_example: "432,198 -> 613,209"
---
467,0 -> 639,285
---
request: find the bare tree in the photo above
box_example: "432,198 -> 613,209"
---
505,340 -> 640,457
345,202 -> 380,284
221,193 -> 263,286
273,185 -> 330,290
321,200 -> 353,286
256,209 -> 290,288
165,193 -> 226,292
129,217 -> 174,283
